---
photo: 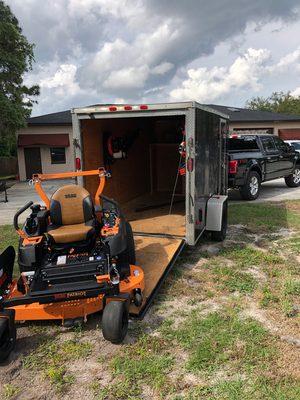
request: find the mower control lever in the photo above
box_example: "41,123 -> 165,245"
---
14,201 -> 33,231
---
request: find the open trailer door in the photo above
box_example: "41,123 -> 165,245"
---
189,108 -> 229,244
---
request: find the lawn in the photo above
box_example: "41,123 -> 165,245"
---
0,200 -> 299,399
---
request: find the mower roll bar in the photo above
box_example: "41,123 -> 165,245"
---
31,168 -> 108,209
14,201 -> 33,232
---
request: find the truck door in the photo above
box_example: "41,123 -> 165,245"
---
273,136 -> 294,175
260,136 -> 280,179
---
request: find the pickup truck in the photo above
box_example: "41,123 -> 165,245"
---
228,134 -> 300,200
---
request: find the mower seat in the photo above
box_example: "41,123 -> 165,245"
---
47,185 -> 96,245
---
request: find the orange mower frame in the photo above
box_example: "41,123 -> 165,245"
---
1,169 -> 145,325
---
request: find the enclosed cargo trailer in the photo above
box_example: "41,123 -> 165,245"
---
71,102 -> 229,316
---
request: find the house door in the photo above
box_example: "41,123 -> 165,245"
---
24,147 -> 42,179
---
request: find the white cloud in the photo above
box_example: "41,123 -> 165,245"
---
7,0 -> 300,113
104,65 -> 149,89
170,48 -> 271,102
152,62 -> 174,75
40,64 -> 80,96
291,86 -> 300,97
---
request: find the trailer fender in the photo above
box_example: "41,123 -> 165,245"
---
206,195 -> 228,232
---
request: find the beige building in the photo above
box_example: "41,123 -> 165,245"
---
17,112 -> 74,180
17,104 -> 300,180
209,104 -> 300,139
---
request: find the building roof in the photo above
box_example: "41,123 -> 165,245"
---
27,103 -> 300,126
27,110 -> 72,125
207,104 -> 300,123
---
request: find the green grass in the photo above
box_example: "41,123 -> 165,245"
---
161,309 -> 275,375
2,384 -> 20,400
44,366 -> 75,392
228,201 -> 300,232
212,264 -> 257,293
22,335 -> 92,392
108,335 -> 174,398
177,376 -> 300,400
220,245 -> 284,269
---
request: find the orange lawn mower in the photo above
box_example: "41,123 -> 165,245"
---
0,168 -> 144,362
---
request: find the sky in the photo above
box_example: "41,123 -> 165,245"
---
6,0 -> 300,116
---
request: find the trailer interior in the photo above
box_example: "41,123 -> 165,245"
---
80,115 -> 186,315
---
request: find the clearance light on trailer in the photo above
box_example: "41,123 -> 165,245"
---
230,134 -> 239,139
75,157 -> 81,170
124,105 -> 132,111
140,105 -> 148,110
229,160 -> 238,174
109,106 -> 117,112
187,158 -> 194,172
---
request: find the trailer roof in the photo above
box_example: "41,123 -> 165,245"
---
72,102 -> 229,120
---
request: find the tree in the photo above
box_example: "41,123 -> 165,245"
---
246,91 -> 300,116
0,1 -> 39,156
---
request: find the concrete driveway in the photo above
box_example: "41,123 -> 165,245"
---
0,179 -> 74,225
229,178 -> 300,203
0,178 -> 300,226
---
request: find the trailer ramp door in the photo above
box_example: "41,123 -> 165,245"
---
130,235 -> 185,317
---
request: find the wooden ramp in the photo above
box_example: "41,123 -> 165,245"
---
130,234 -> 184,317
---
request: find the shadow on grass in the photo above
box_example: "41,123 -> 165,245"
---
228,200 -> 300,233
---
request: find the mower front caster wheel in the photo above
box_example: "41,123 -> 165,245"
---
102,301 -> 128,344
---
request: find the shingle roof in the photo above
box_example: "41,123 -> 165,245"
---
27,110 -> 72,125
27,103 -> 300,125
207,104 -> 300,122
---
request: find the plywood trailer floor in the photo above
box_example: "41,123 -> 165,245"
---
123,192 -> 185,237
124,192 -> 186,316
130,235 -> 185,316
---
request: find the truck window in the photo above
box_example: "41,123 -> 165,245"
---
291,142 -> 300,150
228,137 -> 259,151
273,136 -> 287,152
260,137 -> 277,153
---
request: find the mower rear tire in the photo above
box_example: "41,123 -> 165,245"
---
0,318 -> 16,363
102,301 -> 128,344
119,222 -> 136,265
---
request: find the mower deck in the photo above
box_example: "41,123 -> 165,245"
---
5,265 -> 144,321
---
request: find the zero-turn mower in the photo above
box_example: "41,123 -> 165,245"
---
0,168 -> 144,362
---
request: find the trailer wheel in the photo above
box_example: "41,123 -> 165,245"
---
102,301 -> 128,344
240,171 -> 261,200
211,201 -> 227,242
0,317 -> 16,363
285,167 -> 300,187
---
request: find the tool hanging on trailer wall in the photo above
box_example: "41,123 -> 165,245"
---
103,130 -> 140,167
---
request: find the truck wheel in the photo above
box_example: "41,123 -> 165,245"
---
119,222 -> 136,265
0,317 -> 16,363
211,201 -> 227,242
240,171 -> 261,200
285,167 -> 300,187
102,301 -> 128,344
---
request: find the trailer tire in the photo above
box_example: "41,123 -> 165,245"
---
285,166 -> 300,187
119,222 -> 136,265
239,171 -> 261,200
0,318 -> 16,363
211,201 -> 227,242
102,301 -> 128,344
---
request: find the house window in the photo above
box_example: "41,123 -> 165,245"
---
50,147 -> 66,164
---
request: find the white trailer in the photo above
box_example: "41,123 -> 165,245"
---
71,102 -> 229,316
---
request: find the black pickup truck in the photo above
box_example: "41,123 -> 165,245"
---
228,134 -> 300,200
